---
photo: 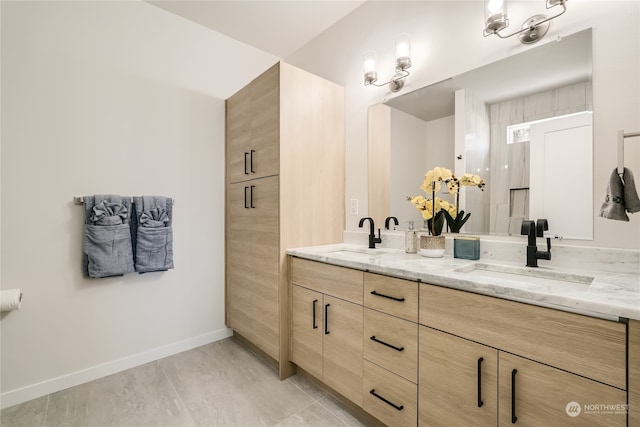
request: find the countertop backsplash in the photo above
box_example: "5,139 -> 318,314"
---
343,230 -> 640,274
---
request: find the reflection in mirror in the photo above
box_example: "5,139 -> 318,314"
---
368,28 -> 593,239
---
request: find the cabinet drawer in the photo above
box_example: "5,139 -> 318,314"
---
364,308 -> 418,383
420,284 -> 626,389
363,360 -> 417,427
364,273 -> 418,322
291,258 -> 363,304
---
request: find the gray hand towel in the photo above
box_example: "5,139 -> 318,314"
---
133,196 -> 174,273
599,169 -> 628,221
82,195 -> 135,278
622,167 -> 640,214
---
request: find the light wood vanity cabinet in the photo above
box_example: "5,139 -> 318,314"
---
225,62 -> 345,377
420,284 -> 627,426
290,258 -> 364,405
289,260 -> 632,426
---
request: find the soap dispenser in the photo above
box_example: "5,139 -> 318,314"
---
405,221 -> 418,254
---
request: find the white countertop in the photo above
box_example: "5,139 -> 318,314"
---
287,243 -> 640,321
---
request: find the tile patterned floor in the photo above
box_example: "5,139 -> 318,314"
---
1,337 -> 371,427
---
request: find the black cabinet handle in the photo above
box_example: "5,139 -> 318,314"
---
324,304 -> 330,334
312,299 -> 318,329
244,186 -> 249,209
244,152 -> 249,175
370,336 -> 404,352
511,369 -> 518,424
369,389 -> 404,411
370,290 -> 405,302
250,149 -> 255,173
250,185 -> 255,208
477,357 -> 484,408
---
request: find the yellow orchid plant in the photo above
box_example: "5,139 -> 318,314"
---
408,167 -> 485,235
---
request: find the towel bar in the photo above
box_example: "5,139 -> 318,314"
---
618,130 -> 640,174
73,196 -> 174,205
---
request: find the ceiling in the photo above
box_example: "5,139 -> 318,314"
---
148,1 -> 366,58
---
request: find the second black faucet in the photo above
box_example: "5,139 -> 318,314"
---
520,219 -> 552,267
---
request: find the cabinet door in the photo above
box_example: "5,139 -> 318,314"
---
226,63 -> 279,183
226,83 -> 252,184
323,295 -> 363,406
290,285 -> 323,380
498,352 -> 627,426
250,62 -> 279,180
419,326 -> 497,427
226,176 -> 279,360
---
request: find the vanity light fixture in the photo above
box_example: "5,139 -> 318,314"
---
484,0 -> 568,44
363,33 -> 412,92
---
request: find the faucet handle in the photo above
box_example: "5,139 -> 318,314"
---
520,220 -> 535,236
536,219 -> 549,237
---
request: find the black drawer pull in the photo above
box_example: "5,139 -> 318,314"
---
250,149 -> 255,173
250,185 -> 255,208
511,369 -> 518,424
370,290 -> 405,302
370,336 -> 404,352
244,186 -> 249,209
369,389 -> 404,411
312,299 -> 318,329
324,304 -> 330,335
477,357 -> 484,408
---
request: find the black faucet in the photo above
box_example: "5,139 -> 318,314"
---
384,216 -> 399,230
359,217 -> 382,249
520,219 -> 552,267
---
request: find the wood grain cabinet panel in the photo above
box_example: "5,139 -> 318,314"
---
363,360 -> 417,427
498,352 -> 626,426
420,284 -> 626,389
226,177 -> 279,360
290,261 -> 364,406
630,319 -> 640,426
323,295 -> 363,406
290,284 -> 323,380
364,273 -> 418,322
225,62 -> 345,378
419,326 -> 497,427
291,258 -> 363,304
364,308 -> 418,383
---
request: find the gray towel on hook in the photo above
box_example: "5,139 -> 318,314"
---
82,195 -> 135,278
600,169 -> 628,221
133,196 -> 174,273
622,167 -> 640,213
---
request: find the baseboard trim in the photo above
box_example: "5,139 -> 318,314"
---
0,327 -> 232,410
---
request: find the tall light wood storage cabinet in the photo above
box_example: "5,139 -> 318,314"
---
225,62 -> 345,378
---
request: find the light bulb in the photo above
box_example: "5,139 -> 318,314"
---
363,50 -> 378,85
485,0 -> 508,33
395,33 -> 412,71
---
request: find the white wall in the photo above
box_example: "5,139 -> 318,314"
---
286,0 -> 640,250
0,1 -> 278,408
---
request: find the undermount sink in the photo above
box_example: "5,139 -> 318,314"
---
454,262 -> 594,286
